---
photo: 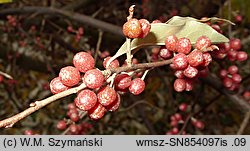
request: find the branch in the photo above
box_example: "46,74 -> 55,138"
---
201,75 -> 250,113
237,111 -> 250,135
0,6 -> 123,36
0,83 -> 86,128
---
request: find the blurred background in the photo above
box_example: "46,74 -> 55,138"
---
0,0 -> 249,135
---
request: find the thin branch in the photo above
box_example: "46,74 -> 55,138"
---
0,6 -> 123,36
237,111 -> 250,135
0,83 -> 87,128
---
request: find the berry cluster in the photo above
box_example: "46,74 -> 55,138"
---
50,50 -> 147,120
166,103 -> 204,135
162,35 -> 213,92
219,65 -> 242,91
56,103 -> 93,135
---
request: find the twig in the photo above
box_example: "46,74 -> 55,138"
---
237,111 -> 250,135
0,83 -> 87,128
0,71 -> 13,79
94,30 -> 103,62
118,100 -> 161,113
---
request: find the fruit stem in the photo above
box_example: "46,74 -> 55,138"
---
126,37 -> 132,67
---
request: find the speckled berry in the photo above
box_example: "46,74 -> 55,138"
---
159,46 -> 173,59
165,35 -> 178,52
176,37 -> 192,54
74,89 -> 97,111
174,70 -> 185,79
50,77 -> 70,94
83,69 -> 104,89
172,53 -> 188,70
103,56 -> 120,69
97,86 -> 117,106
187,50 -> 204,67
88,102 -> 106,120
106,93 -> 121,112
138,19 -> 151,38
114,74 -> 132,90
201,52 -> 212,67
73,51 -> 95,73
174,78 -> 186,92
183,65 -> 198,78
123,18 -> 142,38
129,78 -> 145,95
59,66 -> 80,87
195,36 -> 211,50
56,120 -> 67,130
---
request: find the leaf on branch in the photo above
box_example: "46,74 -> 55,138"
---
109,16 -> 229,63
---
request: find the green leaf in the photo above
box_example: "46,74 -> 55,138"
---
110,16 -> 229,62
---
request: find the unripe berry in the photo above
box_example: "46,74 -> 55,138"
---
164,35 -> 178,52
103,56 -> 120,69
183,65 -> 198,78
176,37 -> 192,54
187,50 -> 204,67
74,89 -> 97,111
114,74 -> 132,90
174,78 -> 186,92
73,52 -> 95,73
172,53 -> 188,70
50,77 -> 70,94
138,19 -> 151,38
56,120 -> 67,130
83,69 -> 104,89
129,78 -> 145,95
97,86 -> 117,106
232,74 -> 242,83
195,36 -> 211,50
88,102 -> 106,120
159,46 -> 173,59
123,18 -> 142,38
228,65 -> 238,75
106,93 -> 121,112
59,66 -> 80,87
236,51 -> 248,61
230,38 -> 241,51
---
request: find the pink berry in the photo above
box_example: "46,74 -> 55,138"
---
179,103 -> 188,112
73,52 -> 95,73
172,53 -> 188,70
129,78 -> 146,95
83,69 -> 104,89
24,130 -> 34,135
236,51 -> 248,61
228,65 -> 238,75
159,46 -> 173,59
183,65 -> 198,78
114,74 -> 132,90
223,77 -> 233,88
195,36 -> 211,50
165,35 -> 178,52
67,103 -> 76,110
103,56 -> 120,69
174,78 -> 186,92
185,79 -> 193,91
69,124 -> 79,134
67,108 -> 78,117
67,26 -> 73,32
70,112 -> 80,122
171,127 -> 179,134
97,86 -> 117,106
174,113 -> 182,121
232,74 -> 242,83
193,120 -> 205,129
227,50 -> 237,61
235,15 -> 243,23
187,50 -> 204,67
106,93 -> 121,112
201,52 -> 212,67
138,19 -> 151,38
78,27 -> 84,35
74,89 -> 97,111
219,69 -> 228,78
50,77 -> 70,94
88,102 -> 106,120
230,38 -> 241,51
174,70 -> 185,79
59,66 -> 80,87
151,20 -> 162,23
56,120 -> 67,130
176,37 -> 192,54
